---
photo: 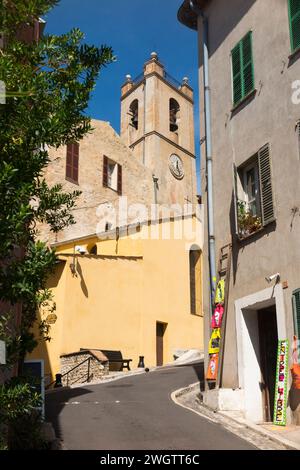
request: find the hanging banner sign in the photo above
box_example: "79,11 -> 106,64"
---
215,280 -> 225,304
273,339 -> 289,427
206,353 -> 219,381
208,328 -> 221,354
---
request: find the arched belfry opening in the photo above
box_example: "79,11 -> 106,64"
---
129,99 -> 139,130
169,98 -> 180,133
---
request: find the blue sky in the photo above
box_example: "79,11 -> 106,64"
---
44,0 -> 201,187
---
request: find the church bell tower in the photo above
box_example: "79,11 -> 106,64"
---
120,52 -> 197,207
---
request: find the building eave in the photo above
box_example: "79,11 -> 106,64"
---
177,0 -> 210,30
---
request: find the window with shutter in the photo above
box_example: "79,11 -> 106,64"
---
234,144 -> 275,239
292,289 -> 300,361
231,31 -> 255,107
103,156 -> 122,194
117,164 -> 122,195
103,156 -> 108,188
258,144 -> 275,226
66,143 -> 79,183
289,0 -> 300,52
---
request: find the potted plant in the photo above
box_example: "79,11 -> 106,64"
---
237,201 -> 262,238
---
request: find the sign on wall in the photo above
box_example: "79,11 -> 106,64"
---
273,339 -> 289,427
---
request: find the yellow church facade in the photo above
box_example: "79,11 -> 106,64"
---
27,53 -> 204,383
30,215 -> 203,382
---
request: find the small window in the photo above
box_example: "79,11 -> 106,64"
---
66,142 -> 79,183
103,156 -> 122,194
231,31 -> 254,107
129,99 -> 139,130
288,0 -> 300,53
169,98 -> 180,132
16,19 -> 41,44
89,244 -> 97,255
243,162 -> 261,218
189,247 -> 202,316
233,144 -> 275,239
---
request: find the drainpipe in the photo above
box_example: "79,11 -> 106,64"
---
189,0 -> 216,310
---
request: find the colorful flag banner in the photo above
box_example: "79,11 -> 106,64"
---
206,353 -> 219,381
208,328 -> 221,354
273,339 -> 289,427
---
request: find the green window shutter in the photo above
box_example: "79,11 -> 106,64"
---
258,144 -> 275,226
232,163 -> 239,236
232,43 -> 242,106
292,289 -> 300,342
242,32 -> 254,97
289,0 -> 300,52
231,32 -> 254,106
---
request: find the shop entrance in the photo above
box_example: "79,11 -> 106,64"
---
257,306 -> 278,422
236,285 -> 287,423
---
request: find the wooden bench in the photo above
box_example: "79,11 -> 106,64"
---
80,348 -> 132,371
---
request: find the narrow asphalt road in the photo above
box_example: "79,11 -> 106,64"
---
46,364 -> 257,450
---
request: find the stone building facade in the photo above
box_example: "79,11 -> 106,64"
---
40,53 -> 199,246
179,0 -> 300,425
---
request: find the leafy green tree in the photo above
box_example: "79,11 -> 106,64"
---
0,0 -> 114,447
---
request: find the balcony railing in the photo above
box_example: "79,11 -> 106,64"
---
130,71 -> 183,90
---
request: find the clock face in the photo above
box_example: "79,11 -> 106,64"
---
169,154 -> 184,180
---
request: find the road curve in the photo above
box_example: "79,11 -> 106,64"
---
45,364 -> 256,450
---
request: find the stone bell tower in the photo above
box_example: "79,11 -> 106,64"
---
120,52 -> 197,207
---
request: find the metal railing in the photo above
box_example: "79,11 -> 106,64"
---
164,71 -> 182,89
46,356 -> 93,389
131,72 -> 144,86
130,71 -> 183,90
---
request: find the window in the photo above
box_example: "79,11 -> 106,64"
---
189,247 -> 202,316
66,142 -> 79,183
169,98 -> 180,132
243,162 -> 261,218
89,244 -> 98,255
103,156 -> 122,194
234,143 -> 275,239
16,19 -> 42,44
231,31 -> 255,107
129,99 -> 139,130
288,0 -> 300,52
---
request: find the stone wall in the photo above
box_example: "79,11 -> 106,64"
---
39,119 -> 154,245
60,351 -> 109,386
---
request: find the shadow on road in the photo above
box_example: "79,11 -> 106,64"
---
46,362 -> 205,445
175,361 -> 205,392
45,387 -> 94,439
